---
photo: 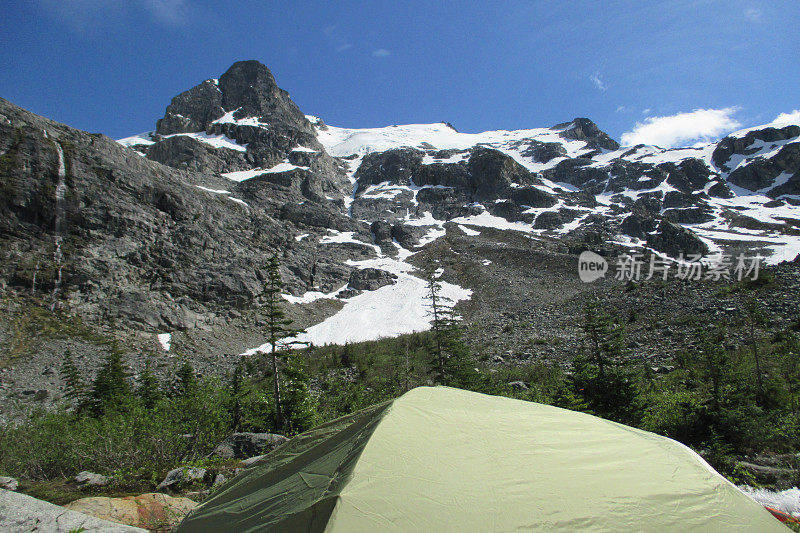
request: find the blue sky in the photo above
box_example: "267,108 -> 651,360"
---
1,1 -> 797,147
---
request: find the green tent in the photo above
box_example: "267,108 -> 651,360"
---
176,387 -> 784,532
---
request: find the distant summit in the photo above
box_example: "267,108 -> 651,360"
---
156,60 -> 311,136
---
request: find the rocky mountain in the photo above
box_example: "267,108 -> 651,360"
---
2,60 -> 800,412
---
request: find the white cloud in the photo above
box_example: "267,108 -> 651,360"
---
744,8 -> 762,22
372,48 -> 391,58
621,107 -> 742,148
769,110 -> 800,128
323,25 -> 352,53
589,72 -> 607,92
40,0 -> 189,29
141,0 -> 189,25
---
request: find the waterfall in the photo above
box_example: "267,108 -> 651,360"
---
51,141 -> 66,310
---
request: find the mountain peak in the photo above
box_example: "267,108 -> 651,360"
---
553,117 -> 619,151
156,60 -> 310,136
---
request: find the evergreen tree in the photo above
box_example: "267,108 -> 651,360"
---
89,347 -> 131,415
582,303 -> 625,375
137,359 -> 162,409
263,251 -> 305,432
60,349 -> 85,409
172,360 -> 198,398
567,304 -> 639,423
775,332 -> 800,418
279,352 -> 318,434
424,260 -> 473,387
228,360 -> 244,431
744,297 -> 768,405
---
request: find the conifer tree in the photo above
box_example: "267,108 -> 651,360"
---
228,360 -> 244,431
424,260 -> 472,387
172,360 -> 197,398
569,304 -> 639,423
137,359 -> 162,409
60,349 -> 85,409
89,347 -> 131,415
263,251 -> 305,432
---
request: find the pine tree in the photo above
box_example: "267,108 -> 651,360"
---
89,347 -> 131,415
568,304 -> 639,423
172,360 -> 197,398
137,359 -> 162,409
425,261 -> 447,383
228,360 -> 244,431
263,251 -> 305,432
424,260 -> 472,387
582,303 -> 625,375
744,297 -> 767,404
60,349 -> 85,409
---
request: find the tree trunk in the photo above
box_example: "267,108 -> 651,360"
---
271,345 -> 283,432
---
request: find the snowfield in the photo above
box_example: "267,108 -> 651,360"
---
243,253 -> 472,351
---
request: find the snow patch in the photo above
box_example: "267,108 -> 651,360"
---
245,255 -> 471,348
166,132 -> 247,152
157,333 -> 171,352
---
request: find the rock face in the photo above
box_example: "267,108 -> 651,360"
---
156,61 -> 311,137
211,432 -> 288,460
0,477 -> 18,491
64,493 -> 197,531
0,489 -> 147,532
555,118 -> 620,151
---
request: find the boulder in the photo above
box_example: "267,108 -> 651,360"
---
348,268 -> 398,291
156,467 -> 207,490
211,432 -> 288,460
0,489 -> 146,532
64,493 -> 197,531
75,471 -> 110,487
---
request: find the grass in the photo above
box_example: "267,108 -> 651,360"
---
1,296 -> 113,367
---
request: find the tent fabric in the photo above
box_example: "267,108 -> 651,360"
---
176,387 -> 784,532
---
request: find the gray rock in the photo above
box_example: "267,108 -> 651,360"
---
0,489 -> 147,532
75,471 -> 110,487
240,455 -> 267,467
211,432 -> 288,460
0,477 -> 18,491
348,268 -> 398,291
646,220 -> 709,258
156,467 -> 206,490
